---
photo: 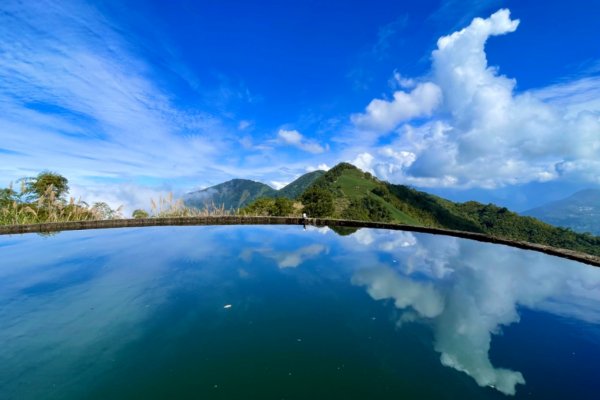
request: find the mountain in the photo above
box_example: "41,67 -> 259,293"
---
290,163 -> 600,256
523,189 -> 600,235
183,170 -> 325,210
276,170 -> 325,199
183,179 -> 277,210
185,163 -> 599,257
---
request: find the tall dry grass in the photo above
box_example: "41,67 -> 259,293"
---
149,193 -> 234,217
0,184 -> 119,225
1,185 -> 255,227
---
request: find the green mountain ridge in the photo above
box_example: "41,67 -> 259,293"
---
183,162 -> 599,256
276,170 -> 325,199
246,162 -> 600,257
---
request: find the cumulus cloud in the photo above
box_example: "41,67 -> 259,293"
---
277,129 -> 326,154
351,231 -> 600,395
389,70 -> 416,90
351,82 -> 442,134
350,9 -> 600,188
306,163 -> 331,172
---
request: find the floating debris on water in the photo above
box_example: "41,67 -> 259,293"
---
224,304 -> 232,309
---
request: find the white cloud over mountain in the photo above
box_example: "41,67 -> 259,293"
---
277,129 -> 326,154
351,9 -> 600,188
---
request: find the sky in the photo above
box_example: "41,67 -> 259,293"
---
1,0 -> 599,213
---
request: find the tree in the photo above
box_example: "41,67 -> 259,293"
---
240,197 -> 295,216
132,209 -> 149,219
0,187 -> 17,206
91,202 -> 122,220
273,197 -> 294,216
300,187 -> 334,217
21,171 -> 69,202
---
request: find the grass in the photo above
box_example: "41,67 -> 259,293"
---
0,184 -> 238,227
331,168 -> 420,224
149,193 -> 234,218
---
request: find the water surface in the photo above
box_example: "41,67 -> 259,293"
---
1,226 -> 599,399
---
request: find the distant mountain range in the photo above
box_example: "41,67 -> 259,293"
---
183,162 -> 599,257
523,189 -> 600,235
183,170 -> 324,210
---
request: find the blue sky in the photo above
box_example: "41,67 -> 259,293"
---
1,0 -> 599,212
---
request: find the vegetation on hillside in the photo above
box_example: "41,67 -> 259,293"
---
241,162 -> 600,257
276,170 -> 325,199
0,172 -> 231,225
239,197 -> 296,216
300,186 -> 334,217
3,165 -> 598,258
0,171 -> 119,225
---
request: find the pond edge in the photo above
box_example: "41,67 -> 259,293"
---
0,216 -> 598,267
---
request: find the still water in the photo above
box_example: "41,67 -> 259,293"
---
1,225 -> 599,399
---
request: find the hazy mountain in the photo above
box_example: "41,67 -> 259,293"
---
183,179 -> 277,210
523,189 -> 600,235
183,170 -> 325,210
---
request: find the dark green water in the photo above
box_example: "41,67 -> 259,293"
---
1,226 -> 599,399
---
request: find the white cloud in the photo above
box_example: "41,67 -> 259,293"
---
0,2 -> 229,183
351,152 -> 375,173
70,182 -> 174,216
306,163 -> 331,172
531,75 -> 600,118
269,180 -> 289,190
350,9 -> 600,188
277,129 -> 326,154
0,1 -> 315,210
238,120 -> 252,130
389,70 -> 416,90
351,82 -> 442,134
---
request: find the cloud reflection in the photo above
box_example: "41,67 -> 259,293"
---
241,243 -> 328,269
349,229 -> 600,396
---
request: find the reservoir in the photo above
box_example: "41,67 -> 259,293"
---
1,225 -> 599,399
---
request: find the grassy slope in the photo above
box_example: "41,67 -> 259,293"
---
332,168 -> 419,224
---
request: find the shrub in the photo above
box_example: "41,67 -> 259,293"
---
300,187 -> 334,217
132,209 -> 149,219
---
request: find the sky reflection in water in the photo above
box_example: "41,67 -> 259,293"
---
0,226 -> 599,399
